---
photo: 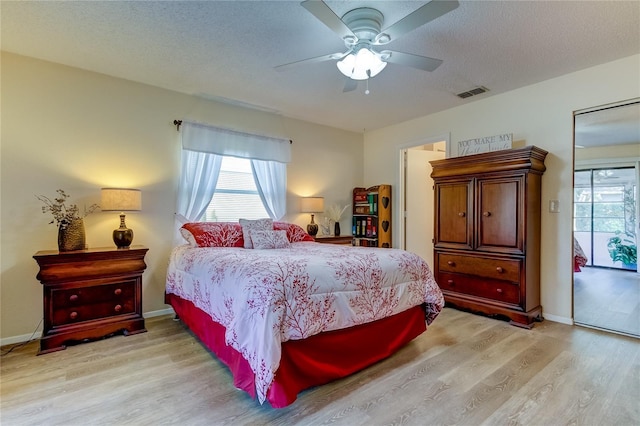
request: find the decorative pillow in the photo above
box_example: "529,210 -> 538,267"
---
239,218 -> 273,249
180,222 -> 244,248
273,221 -> 315,242
179,228 -> 198,247
250,230 -> 290,250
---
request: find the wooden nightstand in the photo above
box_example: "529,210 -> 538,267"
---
314,236 -> 354,245
33,246 -> 148,354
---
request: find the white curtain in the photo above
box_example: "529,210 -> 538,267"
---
177,149 -> 223,221
181,121 -> 291,162
175,121 -> 290,236
173,149 -> 223,245
251,159 -> 287,220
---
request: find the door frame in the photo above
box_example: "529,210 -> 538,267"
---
572,98 -> 640,336
396,133 -> 450,251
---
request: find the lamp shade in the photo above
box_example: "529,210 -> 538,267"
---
101,188 -> 142,212
300,197 -> 324,213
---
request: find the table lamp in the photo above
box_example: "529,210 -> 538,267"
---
101,188 -> 142,249
300,197 -> 324,237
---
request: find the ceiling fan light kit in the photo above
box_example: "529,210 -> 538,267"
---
336,46 -> 387,80
277,0 -> 459,89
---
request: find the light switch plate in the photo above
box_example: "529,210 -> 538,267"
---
549,200 -> 560,213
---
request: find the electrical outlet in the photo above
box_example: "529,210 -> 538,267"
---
549,200 -> 560,213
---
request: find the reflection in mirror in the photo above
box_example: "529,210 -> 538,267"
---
573,100 -> 639,337
574,168 -> 636,268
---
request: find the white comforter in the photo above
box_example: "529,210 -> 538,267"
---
166,242 -> 443,404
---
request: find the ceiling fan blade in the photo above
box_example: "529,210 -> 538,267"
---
343,79 -> 358,93
384,51 -> 443,72
375,0 -> 459,45
274,51 -> 346,72
301,0 -> 355,40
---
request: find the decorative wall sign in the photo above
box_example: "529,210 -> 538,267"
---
458,133 -> 512,156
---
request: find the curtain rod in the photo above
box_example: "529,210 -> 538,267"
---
172,119 -> 292,144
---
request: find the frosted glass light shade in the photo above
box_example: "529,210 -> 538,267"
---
337,48 -> 387,81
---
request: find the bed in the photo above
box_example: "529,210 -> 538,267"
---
165,220 -> 444,407
574,236 -> 588,272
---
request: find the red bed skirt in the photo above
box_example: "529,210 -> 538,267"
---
165,293 -> 427,407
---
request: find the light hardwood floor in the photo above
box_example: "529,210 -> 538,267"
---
1,308 -> 639,425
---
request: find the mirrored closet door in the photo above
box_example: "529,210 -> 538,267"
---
573,100 -> 639,337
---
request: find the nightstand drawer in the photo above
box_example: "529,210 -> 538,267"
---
52,281 -> 135,307
52,299 -> 136,326
438,253 -> 521,282
51,282 -> 136,326
439,272 -> 520,305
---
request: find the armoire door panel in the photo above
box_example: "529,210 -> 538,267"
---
477,177 -> 523,252
434,181 -> 472,249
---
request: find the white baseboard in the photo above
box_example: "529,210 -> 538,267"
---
145,307 -> 175,318
542,313 -> 573,325
0,329 -> 42,347
1,307 -> 177,347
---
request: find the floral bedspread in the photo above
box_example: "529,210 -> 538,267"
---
165,242 -> 444,404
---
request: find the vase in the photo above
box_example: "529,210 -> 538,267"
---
58,218 -> 86,252
334,221 -> 341,237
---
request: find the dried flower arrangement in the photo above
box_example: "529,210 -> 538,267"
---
37,189 -> 100,226
325,203 -> 350,222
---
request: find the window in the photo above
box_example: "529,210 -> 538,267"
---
177,121 -> 289,227
204,156 -> 269,222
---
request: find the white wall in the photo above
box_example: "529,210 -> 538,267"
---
0,52 -> 363,341
364,54 -> 640,323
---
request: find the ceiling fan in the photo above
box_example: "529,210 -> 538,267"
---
275,0 -> 459,92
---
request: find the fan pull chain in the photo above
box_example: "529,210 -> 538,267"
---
365,78 -> 370,95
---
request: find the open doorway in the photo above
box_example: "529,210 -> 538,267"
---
573,100 -> 639,338
398,136 -> 448,269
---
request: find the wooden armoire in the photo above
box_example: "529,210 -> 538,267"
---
430,146 -> 547,328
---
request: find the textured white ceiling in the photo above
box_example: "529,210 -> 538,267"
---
2,1 -> 639,133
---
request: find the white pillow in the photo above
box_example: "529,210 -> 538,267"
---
250,230 -> 290,250
179,228 -> 198,247
239,218 -> 273,249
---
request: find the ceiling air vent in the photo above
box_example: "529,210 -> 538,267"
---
456,86 -> 489,99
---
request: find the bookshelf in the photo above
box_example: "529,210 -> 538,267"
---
352,185 -> 392,248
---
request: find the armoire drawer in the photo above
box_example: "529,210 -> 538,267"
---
438,272 -> 520,305
438,253 -> 521,282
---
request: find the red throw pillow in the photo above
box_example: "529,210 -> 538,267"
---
180,222 -> 244,248
273,222 -> 315,242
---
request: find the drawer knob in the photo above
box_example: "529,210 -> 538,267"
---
447,261 -> 455,266
69,294 -> 79,302
114,304 -> 122,312
496,267 -> 504,273
483,211 -> 492,217
69,311 -> 78,320
447,280 -> 455,287
114,288 -> 122,296
496,288 -> 503,293
458,212 -> 466,217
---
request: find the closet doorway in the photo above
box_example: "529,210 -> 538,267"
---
573,100 -> 639,337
